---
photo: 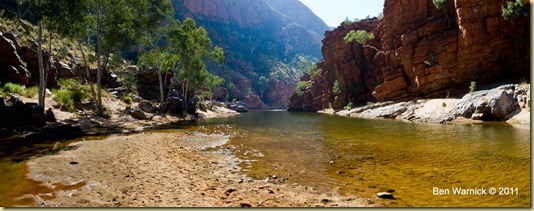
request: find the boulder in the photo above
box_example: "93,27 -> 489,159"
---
136,68 -> 173,100
21,43 -> 52,85
227,101 -> 248,113
453,85 -> 520,120
32,122 -> 84,140
55,60 -> 74,78
138,100 -> 156,113
130,108 -> 147,120
45,108 -> 57,122
165,96 -> 184,115
0,102 -> 46,129
376,192 -> 395,200
0,32 -> 31,85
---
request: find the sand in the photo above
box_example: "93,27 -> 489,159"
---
22,132 -> 373,207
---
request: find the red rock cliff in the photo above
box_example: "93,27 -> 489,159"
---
289,0 -> 530,111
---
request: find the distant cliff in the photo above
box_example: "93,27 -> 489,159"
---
288,0 -> 530,111
172,0 -> 330,109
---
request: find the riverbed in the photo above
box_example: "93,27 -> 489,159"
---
185,111 -> 531,207
0,111 -> 530,207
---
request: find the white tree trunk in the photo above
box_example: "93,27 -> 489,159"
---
37,20 -> 45,108
96,7 -> 103,116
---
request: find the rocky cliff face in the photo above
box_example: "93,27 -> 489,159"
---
289,0 -> 530,111
172,0 -> 329,109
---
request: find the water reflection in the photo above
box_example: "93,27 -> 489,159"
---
190,111 -> 530,207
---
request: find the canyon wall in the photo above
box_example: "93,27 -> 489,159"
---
173,0 -> 330,109
289,0 -> 530,111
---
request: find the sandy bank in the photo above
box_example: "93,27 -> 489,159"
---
21,132 -> 374,207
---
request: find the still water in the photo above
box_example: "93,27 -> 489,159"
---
187,111 -> 530,207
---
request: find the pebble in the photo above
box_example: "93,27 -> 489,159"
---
376,192 -> 395,200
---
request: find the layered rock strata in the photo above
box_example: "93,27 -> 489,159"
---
289,0 -> 530,111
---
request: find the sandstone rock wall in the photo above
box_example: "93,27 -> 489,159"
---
289,0 -> 530,111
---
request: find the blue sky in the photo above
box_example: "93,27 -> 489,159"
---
299,0 -> 384,27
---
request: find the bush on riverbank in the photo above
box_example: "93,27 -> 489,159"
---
1,82 -> 38,98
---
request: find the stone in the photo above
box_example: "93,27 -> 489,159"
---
55,61 -> 74,78
376,192 -> 395,200
136,68 -> 173,100
130,108 -> 147,120
45,108 -> 57,122
138,100 -> 156,113
453,85 -> 520,120
0,33 -> 31,85
0,102 -> 46,129
21,44 -> 52,85
165,96 -> 184,115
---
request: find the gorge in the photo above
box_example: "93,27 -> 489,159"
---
288,0 -> 530,111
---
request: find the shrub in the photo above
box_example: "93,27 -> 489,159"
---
295,81 -> 311,96
502,0 -> 530,20
342,17 -> 353,26
469,81 -> 476,95
332,80 -> 342,96
52,79 -> 91,111
123,96 -> 133,104
424,52 -> 437,67
308,64 -> 322,80
433,0 -> 446,10
3,82 -> 24,95
122,72 -> 137,92
344,30 -> 375,45
344,102 -> 354,110
24,86 -> 38,98
2,82 -> 38,97
58,46 -> 68,59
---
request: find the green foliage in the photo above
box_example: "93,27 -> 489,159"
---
424,52 -> 437,67
123,72 -> 137,92
2,83 -> 24,95
2,83 -> 38,98
295,81 -> 311,96
502,0 -> 530,20
442,102 -> 447,108
344,30 -> 375,45
469,81 -> 476,95
52,79 -> 91,111
342,17 -> 353,26
198,91 -> 213,101
109,51 -> 125,68
308,64 -> 322,80
433,0 -> 446,10
123,96 -> 133,104
257,76 -> 270,99
344,102 -> 354,110
58,46 -> 69,59
332,80 -> 342,96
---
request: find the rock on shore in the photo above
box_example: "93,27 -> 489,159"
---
326,84 -> 530,125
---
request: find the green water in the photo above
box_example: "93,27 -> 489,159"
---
188,111 -> 531,207
0,111 -> 530,207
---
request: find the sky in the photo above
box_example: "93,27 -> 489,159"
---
299,0 -> 384,27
